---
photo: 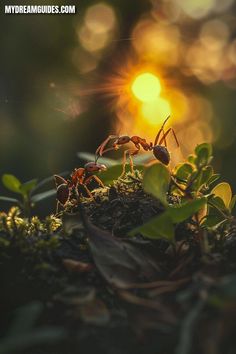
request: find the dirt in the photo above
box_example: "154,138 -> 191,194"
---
1,177 -> 236,354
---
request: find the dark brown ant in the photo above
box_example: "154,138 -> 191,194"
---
95,116 -> 179,175
54,162 -> 106,209
151,116 -> 179,165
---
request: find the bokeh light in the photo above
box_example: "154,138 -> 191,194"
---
132,20 -> 181,65
78,25 -> 110,52
85,3 -> 116,34
141,98 -> 171,125
131,73 -> 161,102
199,20 -> 229,51
176,0 -> 216,19
76,2 -> 117,53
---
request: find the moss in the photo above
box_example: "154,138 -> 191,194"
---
0,207 -> 62,254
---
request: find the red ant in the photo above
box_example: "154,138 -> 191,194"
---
54,162 -> 107,209
95,116 -> 179,175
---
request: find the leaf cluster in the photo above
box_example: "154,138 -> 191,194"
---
130,143 -> 235,243
0,174 -> 56,217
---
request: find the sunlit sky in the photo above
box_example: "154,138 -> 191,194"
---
42,0 -> 236,170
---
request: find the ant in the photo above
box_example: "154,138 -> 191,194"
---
54,162 -> 107,209
95,116 -> 179,176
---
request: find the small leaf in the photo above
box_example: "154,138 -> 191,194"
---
195,143 -> 212,166
193,167 -> 213,191
129,212 -> 174,241
199,166 -> 213,186
2,174 -> 22,194
174,163 -> 194,182
0,196 -> 19,203
77,152 -> 117,167
187,154 -> 196,165
168,198 -> 207,223
143,162 -> 171,205
211,182 -> 232,209
20,179 -> 38,196
31,189 -> 56,203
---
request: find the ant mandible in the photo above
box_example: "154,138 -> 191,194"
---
95,116 -> 179,176
54,162 -> 107,209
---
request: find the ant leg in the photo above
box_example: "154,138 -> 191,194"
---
159,128 -> 179,147
83,184 -> 94,200
85,175 -> 105,188
56,201 -> 60,214
161,129 -> 167,147
159,128 -> 171,146
154,115 -> 170,146
171,128 -> 179,147
95,135 -> 119,157
121,148 -> 139,177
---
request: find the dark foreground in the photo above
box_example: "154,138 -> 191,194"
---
1,175 -> 236,354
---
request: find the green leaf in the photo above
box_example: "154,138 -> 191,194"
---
208,174 -> 220,186
143,162 -> 171,205
129,198 -> 206,242
129,212 -> 174,242
193,166 -> 213,192
195,143 -> 212,166
20,179 -> 38,196
174,163 -> 194,182
99,164 -> 143,185
0,196 -> 19,203
209,196 -> 227,211
200,166 -> 213,186
31,189 -> 56,203
168,197 -> 207,223
229,195 -> 236,212
201,214 -> 225,228
2,174 -> 22,194
187,154 -> 196,164
77,152 -> 117,167
211,182 -> 232,209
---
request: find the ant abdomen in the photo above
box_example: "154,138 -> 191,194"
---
56,183 -> 70,205
153,145 -> 170,165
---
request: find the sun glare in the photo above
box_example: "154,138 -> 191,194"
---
141,97 -> 171,125
131,72 -> 161,102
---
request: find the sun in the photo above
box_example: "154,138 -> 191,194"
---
131,72 -> 162,102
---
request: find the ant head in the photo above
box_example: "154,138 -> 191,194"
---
84,162 -> 107,173
153,145 -> 170,165
117,135 -> 130,145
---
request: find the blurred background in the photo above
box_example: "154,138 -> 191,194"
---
0,0 -> 236,212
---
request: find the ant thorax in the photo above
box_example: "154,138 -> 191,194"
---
117,136 -> 130,145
